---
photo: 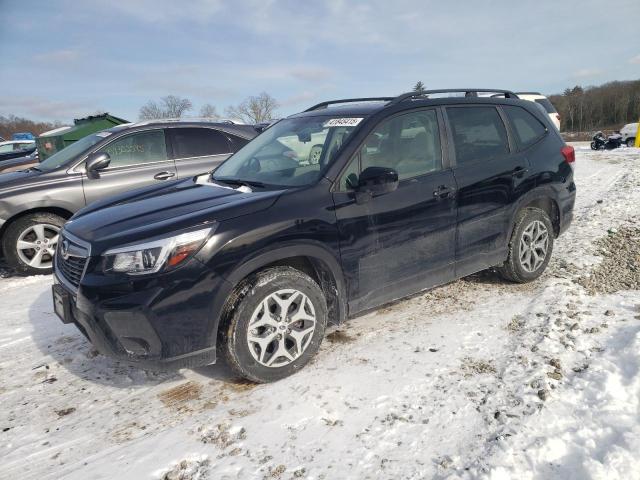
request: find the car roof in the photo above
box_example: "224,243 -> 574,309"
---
101,120 -> 259,139
289,95 -> 534,120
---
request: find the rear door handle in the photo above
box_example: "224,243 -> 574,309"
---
433,185 -> 455,199
154,171 -> 176,180
512,167 -> 528,178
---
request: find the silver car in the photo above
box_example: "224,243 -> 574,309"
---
0,120 -> 258,274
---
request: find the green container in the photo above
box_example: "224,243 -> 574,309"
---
36,113 -> 129,161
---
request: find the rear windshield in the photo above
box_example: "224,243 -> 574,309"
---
534,98 -> 557,114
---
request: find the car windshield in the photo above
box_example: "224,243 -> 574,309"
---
37,132 -> 109,172
213,116 -> 362,187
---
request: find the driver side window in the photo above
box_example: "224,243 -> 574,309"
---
340,109 -> 442,190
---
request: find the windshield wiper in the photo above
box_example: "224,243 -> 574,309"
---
211,177 -> 266,189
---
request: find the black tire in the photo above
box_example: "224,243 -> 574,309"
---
218,266 -> 328,383
2,212 -> 65,275
627,138 -> 636,148
497,207 -> 554,283
590,141 -> 597,150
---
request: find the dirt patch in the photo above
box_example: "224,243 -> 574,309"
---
160,456 -> 210,480
326,330 -> 355,344
200,422 -> 246,449
578,226 -> 640,294
461,357 -> 497,377
158,381 -> 203,409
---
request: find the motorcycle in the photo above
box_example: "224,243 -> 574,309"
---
591,131 -> 623,150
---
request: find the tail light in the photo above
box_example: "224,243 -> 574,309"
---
561,145 -> 575,164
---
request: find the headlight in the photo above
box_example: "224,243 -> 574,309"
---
103,226 -> 214,275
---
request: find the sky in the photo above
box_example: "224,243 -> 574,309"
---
1,0 -> 639,123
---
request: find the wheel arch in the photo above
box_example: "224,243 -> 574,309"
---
0,207 -> 73,245
223,242 -> 348,327
510,188 -> 561,238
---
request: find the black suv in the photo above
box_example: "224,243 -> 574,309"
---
52,89 -> 576,383
0,120 -> 257,274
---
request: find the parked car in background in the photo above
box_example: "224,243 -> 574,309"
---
0,120 -> 259,274
0,149 -> 39,174
0,140 -> 36,163
51,89 -> 575,382
516,92 -> 560,131
11,132 -> 35,141
620,122 -> 637,147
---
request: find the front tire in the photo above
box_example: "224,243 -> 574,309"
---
218,266 -> 328,383
497,208 -> 554,283
627,138 -> 636,148
2,212 -> 65,275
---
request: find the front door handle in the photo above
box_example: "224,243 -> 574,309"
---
154,171 -> 175,180
433,185 -> 455,199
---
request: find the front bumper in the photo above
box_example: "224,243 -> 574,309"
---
53,258 -> 233,370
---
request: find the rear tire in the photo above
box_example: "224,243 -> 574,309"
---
497,208 -> 554,283
2,212 -> 65,275
218,266 -> 328,383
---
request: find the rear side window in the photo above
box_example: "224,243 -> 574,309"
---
534,98 -> 557,113
171,128 -> 231,159
446,107 -> 509,165
504,106 -> 547,149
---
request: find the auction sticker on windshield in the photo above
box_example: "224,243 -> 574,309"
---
323,118 -> 363,127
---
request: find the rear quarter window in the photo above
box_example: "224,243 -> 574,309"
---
503,105 -> 547,149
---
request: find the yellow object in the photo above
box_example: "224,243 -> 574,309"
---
636,121 -> 640,147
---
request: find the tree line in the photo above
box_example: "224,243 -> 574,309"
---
548,80 -> 640,132
138,92 -> 279,124
0,115 -> 63,141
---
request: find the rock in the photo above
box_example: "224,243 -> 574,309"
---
537,389 -> 549,401
604,310 -> 614,316
549,358 -> 562,369
570,323 -> 580,331
547,371 -> 562,381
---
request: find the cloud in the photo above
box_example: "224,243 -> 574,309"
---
33,48 -> 82,64
572,68 -> 603,78
629,54 -> 640,65
0,97 -> 101,122
78,0 -> 223,24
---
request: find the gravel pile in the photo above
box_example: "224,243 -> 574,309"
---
578,226 -> 640,294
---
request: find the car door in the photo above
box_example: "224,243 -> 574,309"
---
81,128 -> 177,205
332,108 -> 457,313
444,105 -> 529,276
167,127 -> 235,178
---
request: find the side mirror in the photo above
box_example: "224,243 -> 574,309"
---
355,166 -> 399,203
85,152 -> 111,179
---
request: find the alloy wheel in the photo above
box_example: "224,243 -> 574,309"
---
519,220 -> 549,273
16,223 -> 60,269
246,289 -> 317,368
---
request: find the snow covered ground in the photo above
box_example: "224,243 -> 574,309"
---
1,146 -> 639,480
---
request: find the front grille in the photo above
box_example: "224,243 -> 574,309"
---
56,234 -> 89,290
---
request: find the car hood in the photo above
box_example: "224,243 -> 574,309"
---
0,168 -> 45,190
65,177 -> 285,253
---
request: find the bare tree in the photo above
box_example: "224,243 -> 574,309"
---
224,92 -> 279,124
199,104 -> 220,119
139,95 -> 193,120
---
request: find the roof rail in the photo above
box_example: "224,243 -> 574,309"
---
304,97 -> 395,112
389,89 -> 519,105
515,91 -> 542,95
